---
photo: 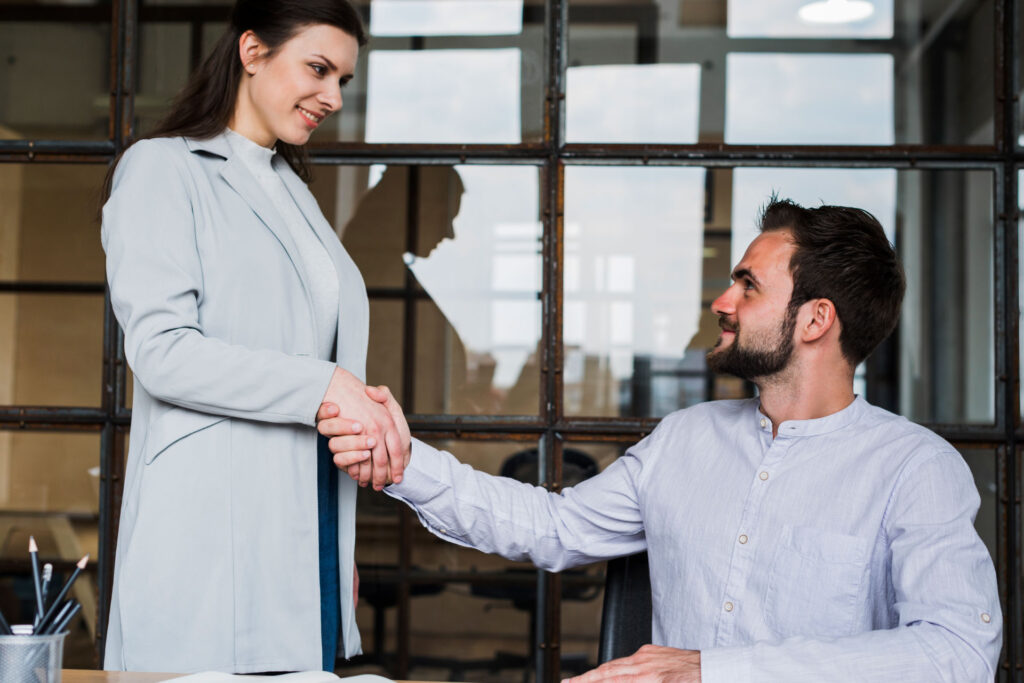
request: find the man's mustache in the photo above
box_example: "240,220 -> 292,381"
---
718,317 -> 738,333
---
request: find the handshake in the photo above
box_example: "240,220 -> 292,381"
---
315,367 -> 412,489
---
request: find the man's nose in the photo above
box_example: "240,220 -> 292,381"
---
711,286 -> 736,317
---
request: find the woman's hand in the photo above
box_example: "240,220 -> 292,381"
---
317,368 -> 406,489
317,383 -> 411,486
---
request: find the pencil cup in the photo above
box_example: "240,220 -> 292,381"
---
0,627 -> 67,683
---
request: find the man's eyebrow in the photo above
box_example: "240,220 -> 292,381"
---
731,267 -> 761,288
313,53 -> 338,71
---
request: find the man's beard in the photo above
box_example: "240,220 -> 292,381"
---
706,305 -> 797,380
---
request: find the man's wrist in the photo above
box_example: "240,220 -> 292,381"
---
699,645 -> 752,683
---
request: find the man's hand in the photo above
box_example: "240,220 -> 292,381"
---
317,368 -> 406,489
562,645 -> 701,683
317,382 -> 411,486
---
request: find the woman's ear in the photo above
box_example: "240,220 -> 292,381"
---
238,30 -> 265,75
801,298 -> 838,343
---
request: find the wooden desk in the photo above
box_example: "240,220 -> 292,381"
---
64,673 -> 180,683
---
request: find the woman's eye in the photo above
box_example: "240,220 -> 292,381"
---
311,64 -> 327,76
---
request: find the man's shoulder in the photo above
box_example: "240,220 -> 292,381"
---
857,400 -> 954,450
655,398 -> 758,433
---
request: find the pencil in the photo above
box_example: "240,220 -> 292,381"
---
0,606 -> 11,635
45,602 -> 80,636
36,555 -> 87,632
38,600 -> 72,636
29,537 -> 43,628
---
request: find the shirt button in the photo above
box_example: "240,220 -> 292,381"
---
759,471 -> 769,481
759,418 -> 767,428
724,601 -> 734,612
738,534 -> 748,544
981,613 -> 992,623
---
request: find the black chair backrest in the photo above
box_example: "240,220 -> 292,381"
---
598,551 -> 652,663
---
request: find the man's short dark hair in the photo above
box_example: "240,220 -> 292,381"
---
759,198 -> 906,366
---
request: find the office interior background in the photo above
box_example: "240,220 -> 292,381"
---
0,0 -> 1018,679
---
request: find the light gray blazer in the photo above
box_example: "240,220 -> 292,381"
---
101,131 -> 367,673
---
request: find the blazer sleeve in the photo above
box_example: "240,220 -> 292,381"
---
102,139 -> 335,426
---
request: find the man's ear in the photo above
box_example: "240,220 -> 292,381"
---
238,30 -> 266,75
801,298 -> 838,343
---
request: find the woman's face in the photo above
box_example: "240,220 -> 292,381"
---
232,23 -> 359,147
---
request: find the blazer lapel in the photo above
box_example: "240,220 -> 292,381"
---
187,133 -> 308,291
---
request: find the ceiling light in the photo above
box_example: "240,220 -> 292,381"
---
798,0 -> 874,24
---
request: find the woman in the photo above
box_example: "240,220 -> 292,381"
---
101,0 -> 401,673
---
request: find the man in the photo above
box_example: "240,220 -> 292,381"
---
319,199 -> 1001,681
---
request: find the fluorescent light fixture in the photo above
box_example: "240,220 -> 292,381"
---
799,0 -> 875,24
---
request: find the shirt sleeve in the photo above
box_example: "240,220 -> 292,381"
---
384,436 -> 653,571
701,449 -> 1002,683
102,139 -> 336,425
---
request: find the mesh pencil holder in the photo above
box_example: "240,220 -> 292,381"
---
0,627 -> 67,683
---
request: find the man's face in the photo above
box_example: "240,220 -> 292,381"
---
706,231 -> 799,381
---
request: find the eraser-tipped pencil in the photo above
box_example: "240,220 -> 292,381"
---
40,564 -> 52,612
29,537 -> 43,627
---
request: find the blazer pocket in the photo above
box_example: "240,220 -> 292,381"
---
764,524 -> 870,640
144,406 -> 227,465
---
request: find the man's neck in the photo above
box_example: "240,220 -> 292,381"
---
754,361 -> 856,438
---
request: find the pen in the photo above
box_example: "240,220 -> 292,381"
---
36,555 -> 87,632
29,537 -> 43,628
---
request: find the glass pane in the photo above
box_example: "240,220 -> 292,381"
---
566,167 -> 994,423
0,430 -> 99,664
956,447 -> 998,566
567,0 -> 993,145
137,3 -> 545,143
325,164 -> 543,416
0,294 -> 104,407
367,299 -> 405,400
1019,169 -> 1024,418
563,166 -> 711,417
0,22 -> 110,139
0,164 -> 107,284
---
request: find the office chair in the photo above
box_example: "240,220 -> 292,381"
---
598,551 -> 652,663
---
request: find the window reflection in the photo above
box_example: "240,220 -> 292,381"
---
370,0 -> 524,36
568,0 -> 991,145
567,64 -> 701,144
366,49 -> 522,143
727,0 -> 894,38
333,165 -> 542,416
564,167 -> 706,417
726,53 -> 894,145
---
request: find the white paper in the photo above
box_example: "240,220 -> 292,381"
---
164,672 -> 393,683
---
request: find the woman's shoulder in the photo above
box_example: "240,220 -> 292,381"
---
120,136 -> 190,167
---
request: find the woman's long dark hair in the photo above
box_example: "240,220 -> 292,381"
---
101,0 -> 366,201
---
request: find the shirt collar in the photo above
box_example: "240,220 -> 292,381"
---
751,395 -> 867,438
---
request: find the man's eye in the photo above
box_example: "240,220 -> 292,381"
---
743,280 -> 754,290
311,64 -> 327,76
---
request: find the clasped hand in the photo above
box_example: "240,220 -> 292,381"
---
316,368 -> 409,489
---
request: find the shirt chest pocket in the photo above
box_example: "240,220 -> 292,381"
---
764,524 -> 870,640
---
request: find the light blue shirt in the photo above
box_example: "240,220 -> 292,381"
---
386,396 -> 1001,682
